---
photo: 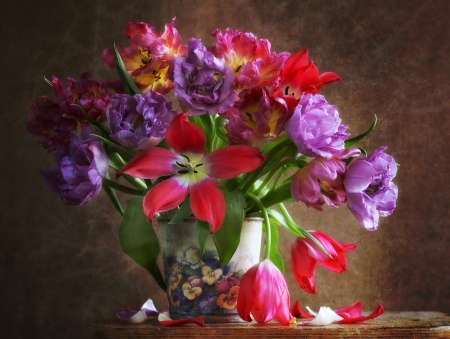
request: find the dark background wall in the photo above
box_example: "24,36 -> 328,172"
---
1,0 -> 449,338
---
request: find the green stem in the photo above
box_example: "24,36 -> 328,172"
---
102,177 -> 146,196
247,193 -> 271,260
254,158 -> 295,196
102,173 -> 124,216
240,139 -> 293,194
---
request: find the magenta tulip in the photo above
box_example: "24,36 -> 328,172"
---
237,260 -> 292,325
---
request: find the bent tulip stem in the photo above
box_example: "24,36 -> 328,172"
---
247,192 -> 271,260
102,177 -> 146,196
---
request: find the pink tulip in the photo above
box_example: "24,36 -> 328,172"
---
291,231 -> 356,293
237,260 -> 292,325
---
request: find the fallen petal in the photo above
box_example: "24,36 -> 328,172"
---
141,299 -> 160,317
116,306 -> 148,324
336,304 -> 384,324
301,306 -> 343,326
158,313 -> 205,327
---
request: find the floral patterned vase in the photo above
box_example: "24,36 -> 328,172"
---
158,217 -> 262,322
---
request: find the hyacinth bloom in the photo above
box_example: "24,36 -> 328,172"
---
285,94 -> 350,159
211,28 -> 290,89
291,300 -> 384,324
119,112 -> 265,232
52,72 -> 110,122
291,231 -> 356,294
278,48 -> 341,98
344,146 -> 398,231
237,259 -> 292,325
171,38 -> 236,116
41,125 -> 109,205
106,91 -> 176,149
102,18 -> 187,93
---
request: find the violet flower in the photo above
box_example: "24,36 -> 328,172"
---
170,38 -> 236,115
344,146 -> 398,231
285,94 -> 349,159
199,292 -> 219,314
41,125 -> 108,205
52,72 -> 110,122
106,91 -> 176,149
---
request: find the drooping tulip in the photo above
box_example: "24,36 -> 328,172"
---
290,231 -> 356,294
237,259 -> 292,325
119,112 -> 265,232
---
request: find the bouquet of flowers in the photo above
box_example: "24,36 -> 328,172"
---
28,18 -> 398,325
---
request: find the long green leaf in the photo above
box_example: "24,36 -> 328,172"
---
267,217 -> 284,273
169,198 -> 192,224
102,172 -> 124,215
118,197 -> 166,290
212,189 -> 245,266
197,220 -> 210,256
345,115 -> 377,149
112,42 -> 142,95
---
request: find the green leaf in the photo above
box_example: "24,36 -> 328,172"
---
102,172 -> 124,215
212,189 -> 245,266
199,113 -> 215,151
345,115 -> 377,149
44,75 -> 53,86
197,220 -> 210,256
169,198 -> 192,224
112,42 -> 142,95
118,197 -> 166,290
267,217 -> 284,273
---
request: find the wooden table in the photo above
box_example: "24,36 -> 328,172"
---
92,312 -> 450,338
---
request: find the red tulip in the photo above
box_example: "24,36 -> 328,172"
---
237,260 -> 292,325
291,231 -> 356,293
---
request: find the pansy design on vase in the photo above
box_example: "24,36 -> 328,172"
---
158,217 -> 262,321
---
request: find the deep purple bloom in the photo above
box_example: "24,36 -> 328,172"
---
170,38 -> 236,115
106,91 -> 176,149
52,71 -> 110,122
41,125 -> 108,205
285,94 -> 349,159
27,96 -> 78,152
199,293 -> 218,314
344,146 -> 398,231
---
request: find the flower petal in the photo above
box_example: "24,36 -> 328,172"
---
189,177 -> 225,233
334,300 -> 363,319
165,112 -> 206,153
291,301 -> 314,319
344,160 -> 374,193
301,306 -> 343,326
158,313 -> 205,327
118,147 -> 179,179
143,177 -> 189,221
205,145 -> 265,179
335,304 -> 384,324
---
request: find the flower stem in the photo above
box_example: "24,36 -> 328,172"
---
102,177 -> 146,196
247,192 -> 271,260
254,158 -> 296,196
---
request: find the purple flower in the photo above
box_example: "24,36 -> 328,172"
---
291,156 -> 347,210
27,96 -> 78,152
344,146 -> 398,231
52,71 -> 110,123
106,92 -> 176,149
285,94 -> 349,159
199,293 -> 218,314
171,38 -> 236,115
42,125 -> 108,205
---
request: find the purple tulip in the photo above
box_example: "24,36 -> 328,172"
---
106,92 -> 176,149
170,38 -> 236,115
42,125 -> 109,205
285,94 -> 349,159
344,146 -> 398,230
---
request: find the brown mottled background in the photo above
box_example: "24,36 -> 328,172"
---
1,0 -> 449,338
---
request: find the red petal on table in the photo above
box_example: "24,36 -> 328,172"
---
159,314 -> 205,327
291,300 -> 314,318
335,304 -> 384,324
